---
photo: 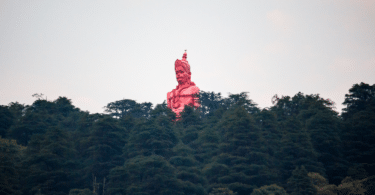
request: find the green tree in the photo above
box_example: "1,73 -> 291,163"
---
21,127 -> 78,195
271,92 -> 336,121
104,99 -> 137,118
79,116 -> 127,190
342,82 -> 375,120
269,92 -> 342,187
203,163 -> 230,184
275,117 -> 326,190
250,184 -> 288,195
178,105 -> 202,129
287,165 -> 317,195
194,126 -> 220,164
211,106 -> 271,195
340,82 -> 375,176
209,187 -> 238,195
198,90 -> 224,120
105,166 -> 128,195
53,96 -> 80,117
107,155 -> 185,195
7,102 -> 26,121
254,109 -> 282,165
0,137 -> 24,195
335,176 -> 370,195
104,99 -> 153,119
124,114 -> 178,159
306,111 -> 349,185
223,92 -> 259,114
150,101 -> 176,121
0,106 -> 14,138
307,172 -> 329,193
8,99 -> 60,146
69,188 -> 92,195
169,143 -> 208,194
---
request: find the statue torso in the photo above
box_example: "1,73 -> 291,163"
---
167,84 -> 200,115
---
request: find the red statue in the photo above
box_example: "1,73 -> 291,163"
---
167,51 -> 200,119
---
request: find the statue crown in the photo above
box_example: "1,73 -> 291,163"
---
175,51 -> 190,74
174,50 -> 190,73
182,51 -> 187,61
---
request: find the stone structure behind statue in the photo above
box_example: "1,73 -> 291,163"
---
167,51 -> 200,119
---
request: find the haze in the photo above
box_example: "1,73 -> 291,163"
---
1,0 -> 374,114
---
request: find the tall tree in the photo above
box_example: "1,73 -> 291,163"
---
306,111 -> 349,185
104,99 -> 137,118
169,143 -> 208,195
342,82 -> 375,120
21,127 -> 78,195
7,98 -> 76,146
0,106 -> 14,138
0,137 -> 24,195
274,117 -> 326,191
53,96 -> 80,117
250,184 -> 288,195
194,126 -> 220,164
223,92 -> 259,114
287,165 -> 317,195
7,102 -> 26,121
8,100 -> 59,146
107,155 -> 186,195
271,92 -> 336,121
212,107 -> 272,195
104,99 -> 153,119
79,116 -> 127,191
198,90 -> 224,120
340,82 -> 375,176
150,101 -> 176,121
124,113 -> 178,159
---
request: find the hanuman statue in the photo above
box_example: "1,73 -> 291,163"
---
167,51 -> 200,119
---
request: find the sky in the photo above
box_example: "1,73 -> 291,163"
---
1,0 -> 374,114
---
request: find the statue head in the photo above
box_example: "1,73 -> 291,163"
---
175,51 -> 191,85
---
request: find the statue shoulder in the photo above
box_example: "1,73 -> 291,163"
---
167,89 -> 177,99
182,85 -> 199,95
189,85 -> 200,93
167,91 -> 173,99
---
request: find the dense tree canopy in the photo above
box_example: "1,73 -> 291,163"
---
0,82 -> 374,195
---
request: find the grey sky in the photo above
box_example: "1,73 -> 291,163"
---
1,0 -> 374,114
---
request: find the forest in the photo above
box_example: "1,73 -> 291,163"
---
0,82 -> 374,195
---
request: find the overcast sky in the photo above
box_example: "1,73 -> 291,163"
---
1,0 -> 374,114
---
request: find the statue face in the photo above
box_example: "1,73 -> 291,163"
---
175,66 -> 190,85
176,66 -> 188,85
175,66 -> 186,84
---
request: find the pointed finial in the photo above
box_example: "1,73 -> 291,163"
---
182,50 -> 187,60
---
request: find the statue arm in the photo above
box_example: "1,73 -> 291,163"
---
192,87 -> 200,108
167,92 -> 172,109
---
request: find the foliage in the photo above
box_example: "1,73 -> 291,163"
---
124,115 -> 178,159
334,176 -> 370,195
20,127 -> 79,195
199,91 -> 224,119
209,187 -> 238,195
307,172 -> 328,190
0,106 -> 14,138
287,165 -> 317,195
342,82 -> 375,120
340,82 -> 375,177
104,99 -> 152,119
0,85 -> 374,195
0,137 -> 25,195
69,188 -> 92,195
250,184 -> 288,195
107,155 -> 185,195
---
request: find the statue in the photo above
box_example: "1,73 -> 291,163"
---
167,51 -> 200,119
